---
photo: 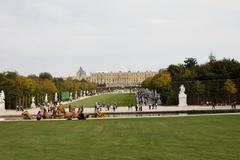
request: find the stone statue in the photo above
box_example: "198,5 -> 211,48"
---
180,85 -> 185,94
45,94 -> 48,103
80,90 -> 83,97
31,97 -> 36,109
178,85 -> 187,107
69,92 -> 73,101
75,91 -> 78,99
55,92 -> 58,102
1,90 -> 5,100
83,91 -> 86,97
0,90 -> 5,111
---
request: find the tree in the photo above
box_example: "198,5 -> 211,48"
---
152,71 -> 172,103
152,71 -> 172,89
41,79 -> 57,102
209,53 -> 216,63
224,79 -> 237,103
193,80 -> 205,104
0,72 -> 18,109
142,77 -> 153,89
28,74 -> 39,80
39,72 -> 53,80
184,58 -> 198,69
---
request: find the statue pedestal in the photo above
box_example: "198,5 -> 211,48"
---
178,93 -> 187,107
0,101 -> 5,111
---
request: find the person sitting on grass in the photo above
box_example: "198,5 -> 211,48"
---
78,112 -> 86,120
42,108 -> 50,119
36,111 -> 42,121
22,111 -> 33,120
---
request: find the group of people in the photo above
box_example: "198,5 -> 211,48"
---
16,105 -> 24,112
127,103 -> 158,112
22,102 -> 86,120
137,89 -> 161,107
202,101 -> 238,110
94,102 -> 118,112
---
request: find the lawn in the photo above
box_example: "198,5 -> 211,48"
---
0,115 -> 240,160
66,93 -> 136,107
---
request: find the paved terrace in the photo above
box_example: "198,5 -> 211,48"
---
0,105 -> 239,117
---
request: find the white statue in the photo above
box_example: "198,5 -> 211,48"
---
31,97 -> 36,108
180,85 -> 185,94
0,90 -> 6,111
75,91 -> 78,99
69,92 -> 73,101
55,92 -> 58,102
1,90 -> 5,100
45,94 -> 48,103
83,91 -> 86,97
178,85 -> 187,107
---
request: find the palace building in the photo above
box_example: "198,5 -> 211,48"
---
89,71 -> 157,87
75,67 -> 157,87
75,67 -> 87,81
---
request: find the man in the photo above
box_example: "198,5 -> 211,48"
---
212,102 -> 216,110
135,105 -> 138,111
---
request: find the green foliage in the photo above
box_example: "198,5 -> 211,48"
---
194,80 -> 205,95
142,77 -> 153,89
142,70 -> 172,103
152,70 -> 172,89
209,53 -> 216,63
184,57 -> 198,68
224,79 -> 237,95
142,56 -> 240,105
39,72 -> 53,80
0,72 -> 97,109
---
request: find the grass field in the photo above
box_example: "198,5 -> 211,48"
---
0,115 -> 240,160
66,93 -> 136,107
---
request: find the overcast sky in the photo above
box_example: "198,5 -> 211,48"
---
0,0 -> 240,77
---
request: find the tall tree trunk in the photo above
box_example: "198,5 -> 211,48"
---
228,95 -> 231,105
197,94 -> 199,105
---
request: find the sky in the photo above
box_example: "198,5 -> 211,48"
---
0,0 -> 240,77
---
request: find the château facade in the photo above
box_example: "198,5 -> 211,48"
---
75,67 -> 157,87
90,71 -> 157,87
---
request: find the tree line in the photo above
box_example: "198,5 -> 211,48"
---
0,72 -> 97,109
142,55 -> 240,105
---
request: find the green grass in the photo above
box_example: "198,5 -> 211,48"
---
0,115 -> 240,160
66,93 -> 136,107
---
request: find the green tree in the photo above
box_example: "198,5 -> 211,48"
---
142,77 -> 153,89
193,80 -> 205,104
152,71 -> 172,89
152,71 -> 172,103
224,79 -> 237,103
41,79 -> 57,102
209,53 -> 216,63
39,72 -> 53,80
184,58 -> 198,69
0,72 -> 18,109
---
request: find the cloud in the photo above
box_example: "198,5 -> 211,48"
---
0,0 -> 240,76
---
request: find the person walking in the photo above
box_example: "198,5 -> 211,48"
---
135,105 -> 138,111
212,102 -> 216,110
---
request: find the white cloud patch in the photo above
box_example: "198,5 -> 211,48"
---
0,0 -> 240,76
